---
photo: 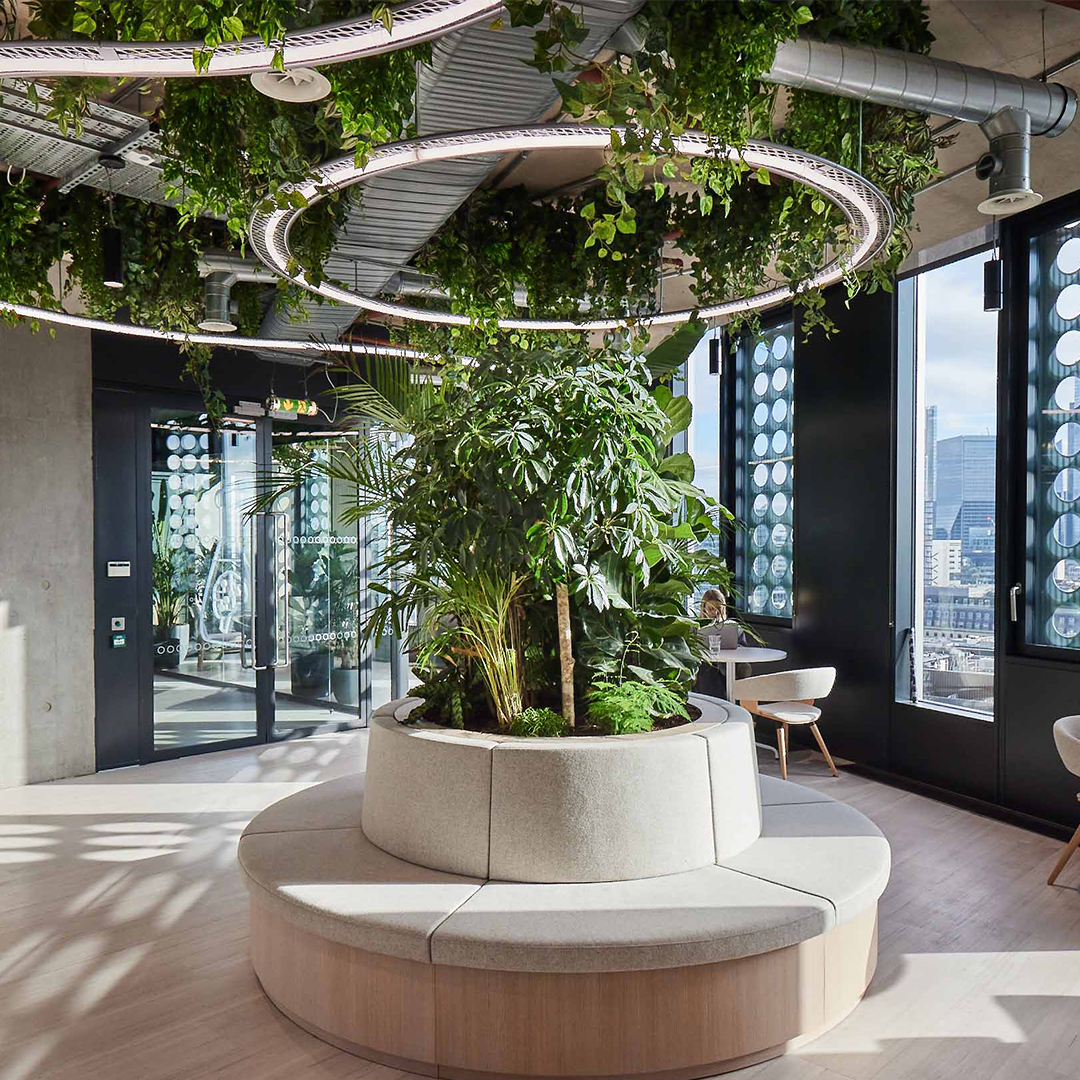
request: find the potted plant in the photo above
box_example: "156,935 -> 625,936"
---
331,631 -> 364,707
257,336 -> 733,737
152,519 -> 191,668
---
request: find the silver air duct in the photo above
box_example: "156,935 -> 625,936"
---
199,271 -> 237,333
766,38 -> 1078,213
977,107 -> 1041,213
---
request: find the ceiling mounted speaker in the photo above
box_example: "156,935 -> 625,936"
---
250,67 -> 331,102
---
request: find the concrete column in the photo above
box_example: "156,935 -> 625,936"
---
0,320 -> 95,786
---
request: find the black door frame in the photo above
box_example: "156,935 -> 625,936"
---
94,382 -> 371,767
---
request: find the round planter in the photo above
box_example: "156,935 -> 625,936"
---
331,666 -> 362,707
361,694 -> 762,883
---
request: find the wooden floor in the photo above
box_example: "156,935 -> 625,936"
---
0,733 -> 1077,1080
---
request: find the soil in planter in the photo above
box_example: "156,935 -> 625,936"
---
411,700 -> 702,736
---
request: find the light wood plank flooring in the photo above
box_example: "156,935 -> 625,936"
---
0,734 -> 1077,1080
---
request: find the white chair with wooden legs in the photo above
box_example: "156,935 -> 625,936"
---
1048,715 -> 1080,886
733,667 -> 838,781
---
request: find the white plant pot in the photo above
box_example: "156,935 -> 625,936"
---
173,624 -> 190,662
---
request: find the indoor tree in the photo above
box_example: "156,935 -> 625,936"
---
253,337 -> 732,733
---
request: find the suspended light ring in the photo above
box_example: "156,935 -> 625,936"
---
0,0 -> 502,78
0,301 -> 430,361
249,125 -> 895,332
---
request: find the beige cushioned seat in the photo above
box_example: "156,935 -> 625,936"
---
239,788 -> 483,963
240,772 -> 890,974
759,774 -> 835,806
756,701 -> 821,725
429,865 -> 833,973
719,801 -> 891,926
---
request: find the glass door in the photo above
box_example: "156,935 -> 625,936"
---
145,410 -> 384,759
268,426 -> 394,737
149,410 -> 262,752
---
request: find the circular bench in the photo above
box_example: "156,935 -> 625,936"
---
239,695 -> 890,1079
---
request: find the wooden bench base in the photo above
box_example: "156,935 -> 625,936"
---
251,898 -> 878,1080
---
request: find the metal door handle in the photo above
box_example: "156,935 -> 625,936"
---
1009,583 -> 1022,623
240,513 -> 256,670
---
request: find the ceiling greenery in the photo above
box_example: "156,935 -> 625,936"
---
0,0 -> 943,418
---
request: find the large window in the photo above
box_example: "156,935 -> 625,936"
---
899,251 -> 998,717
735,319 -> 795,620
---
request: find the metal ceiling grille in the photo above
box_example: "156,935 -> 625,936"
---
0,79 -> 169,202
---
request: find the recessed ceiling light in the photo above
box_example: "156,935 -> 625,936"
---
251,68 -> 332,103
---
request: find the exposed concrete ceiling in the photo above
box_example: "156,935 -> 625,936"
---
909,0 -> 1080,258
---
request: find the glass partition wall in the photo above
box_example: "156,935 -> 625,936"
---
897,251 -> 998,718
148,409 -> 391,757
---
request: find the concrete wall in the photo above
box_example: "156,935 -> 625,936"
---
0,321 -> 95,786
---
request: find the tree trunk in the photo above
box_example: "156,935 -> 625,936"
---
555,582 -> 575,727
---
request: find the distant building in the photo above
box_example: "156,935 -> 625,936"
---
927,539 -> 962,586
936,435 -> 995,570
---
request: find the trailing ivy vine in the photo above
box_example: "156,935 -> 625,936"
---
406,0 -> 943,342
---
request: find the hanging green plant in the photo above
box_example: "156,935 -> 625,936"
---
0,181 -> 62,325
411,0 -> 943,343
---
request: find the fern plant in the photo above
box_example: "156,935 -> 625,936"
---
585,681 -> 690,736
509,707 -> 569,738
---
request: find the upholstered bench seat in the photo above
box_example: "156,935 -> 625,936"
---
238,772 -> 889,973
428,866 -> 832,973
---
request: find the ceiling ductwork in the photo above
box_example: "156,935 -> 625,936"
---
764,38 -> 1078,213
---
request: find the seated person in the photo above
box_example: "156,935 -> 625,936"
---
692,589 -> 754,700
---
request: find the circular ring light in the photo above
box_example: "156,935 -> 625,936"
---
0,0 -> 503,78
249,125 -> 895,332
0,300 -> 428,361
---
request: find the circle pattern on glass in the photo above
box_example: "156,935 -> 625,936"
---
753,494 -> 769,517
753,463 -> 769,488
772,399 -> 788,423
753,403 -> 769,427
772,430 -> 788,454
1053,558 -> 1080,593
750,585 -> 769,613
772,335 -> 789,360
754,342 -> 769,366
772,461 -> 788,485
772,523 -> 790,547
752,524 -> 769,547
1057,283 -> 1080,321
1055,422 -> 1080,456
1057,329 -> 1080,366
1053,512 -> 1080,547
754,373 -> 769,396
1055,467 -> 1080,502
1055,376 -> 1080,411
772,368 -> 789,392
753,433 -> 769,456
752,555 -> 769,579
1052,606 -> 1080,638
772,492 -> 789,515
1057,237 -> 1080,275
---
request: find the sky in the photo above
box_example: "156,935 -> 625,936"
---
919,252 -> 999,443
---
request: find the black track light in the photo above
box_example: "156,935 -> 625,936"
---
102,225 -> 124,289
708,336 -> 720,375
983,257 -> 1002,312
